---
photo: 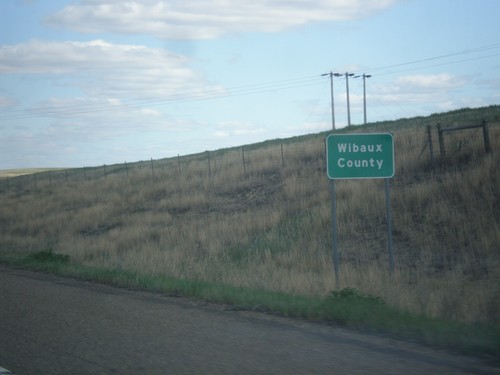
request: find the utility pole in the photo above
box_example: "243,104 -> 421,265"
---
345,72 -> 354,126
321,72 -> 342,130
354,73 -> 372,124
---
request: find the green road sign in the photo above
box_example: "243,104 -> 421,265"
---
326,133 -> 394,179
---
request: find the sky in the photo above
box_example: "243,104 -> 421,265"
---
1,0 -> 499,169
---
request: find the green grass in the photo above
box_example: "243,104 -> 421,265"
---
23,248 -> 70,264
225,213 -> 307,266
2,250 -> 499,357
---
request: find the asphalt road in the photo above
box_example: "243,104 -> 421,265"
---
0,265 -> 498,374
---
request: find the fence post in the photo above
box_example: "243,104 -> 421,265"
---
207,151 -> 212,177
437,123 -> 445,158
150,158 -> 155,177
242,148 -> 246,176
104,164 -> 107,179
125,161 -> 129,178
482,120 -> 491,153
177,154 -> 181,176
281,143 -> 285,168
427,125 -> 434,162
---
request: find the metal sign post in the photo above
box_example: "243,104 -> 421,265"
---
329,179 -> 340,287
326,133 -> 395,284
385,178 -> 395,275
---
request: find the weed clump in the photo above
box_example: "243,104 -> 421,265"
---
320,287 -> 390,327
328,287 -> 385,305
24,248 -> 70,265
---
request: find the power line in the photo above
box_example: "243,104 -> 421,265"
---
363,42 -> 500,75
370,53 -> 500,77
0,75 -> 324,121
325,42 -> 500,124
2,42 -> 499,121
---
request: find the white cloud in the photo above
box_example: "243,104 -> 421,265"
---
215,120 -> 266,136
45,0 -> 398,40
0,39 -> 224,99
214,130 -> 230,138
369,73 -> 467,106
289,121 -> 330,133
0,96 -> 18,108
0,93 -> 200,168
27,96 -> 193,135
392,73 -> 465,92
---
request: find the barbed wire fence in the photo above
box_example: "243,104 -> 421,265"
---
0,120 -> 497,195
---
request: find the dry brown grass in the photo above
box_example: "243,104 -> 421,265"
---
1,107 -> 499,325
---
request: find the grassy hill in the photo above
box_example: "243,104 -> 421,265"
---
1,105 -> 499,354
0,168 -> 65,179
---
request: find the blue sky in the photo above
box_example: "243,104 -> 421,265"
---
1,0 -> 499,169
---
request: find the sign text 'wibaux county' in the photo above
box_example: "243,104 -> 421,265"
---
336,142 -> 385,170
